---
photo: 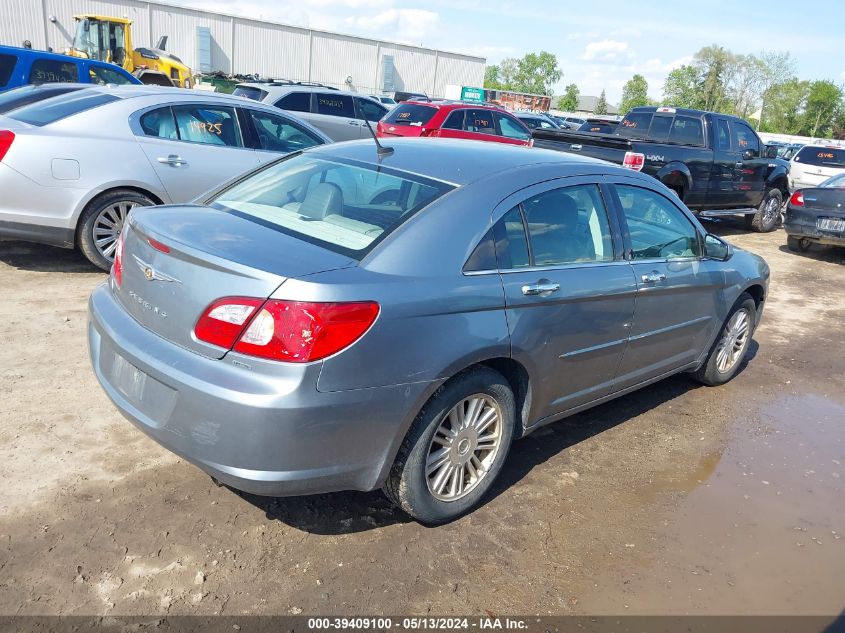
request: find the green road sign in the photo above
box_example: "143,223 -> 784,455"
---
461,86 -> 484,103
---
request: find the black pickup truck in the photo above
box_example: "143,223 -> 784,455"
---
533,106 -> 790,232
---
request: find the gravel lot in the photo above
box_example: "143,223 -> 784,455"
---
0,221 -> 843,616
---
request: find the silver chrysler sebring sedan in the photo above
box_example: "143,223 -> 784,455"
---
0,85 -> 329,270
88,139 -> 769,524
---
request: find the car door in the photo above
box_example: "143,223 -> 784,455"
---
310,92 -> 361,141
494,111 -> 532,146
730,119 -> 767,207
242,107 -> 327,163
493,179 -> 637,420
708,115 -> 741,207
608,181 -> 725,390
438,108 -> 502,144
134,103 -> 261,202
354,97 -> 387,138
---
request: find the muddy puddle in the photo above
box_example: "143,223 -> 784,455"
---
577,393 -> 845,615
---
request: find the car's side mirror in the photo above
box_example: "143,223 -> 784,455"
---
704,234 -> 732,261
765,146 -> 778,159
742,149 -> 759,160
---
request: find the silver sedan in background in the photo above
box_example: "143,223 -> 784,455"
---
0,86 -> 330,270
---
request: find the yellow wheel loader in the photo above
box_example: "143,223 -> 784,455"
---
67,15 -> 192,88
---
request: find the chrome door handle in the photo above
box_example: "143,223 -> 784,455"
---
522,282 -> 560,296
158,154 -> 187,167
735,161 -> 744,167
348,120 -> 362,126
570,144 -> 582,151
641,271 -> 666,283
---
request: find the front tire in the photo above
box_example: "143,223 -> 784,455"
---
748,188 -> 782,233
694,294 -> 756,386
383,367 -> 516,524
77,189 -> 155,271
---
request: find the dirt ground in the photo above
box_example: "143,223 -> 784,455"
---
0,221 -> 843,617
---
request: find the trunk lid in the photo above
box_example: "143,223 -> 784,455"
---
116,205 -> 356,358
801,188 -> 845,217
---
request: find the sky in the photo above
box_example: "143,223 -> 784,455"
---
170,0 -> 845,104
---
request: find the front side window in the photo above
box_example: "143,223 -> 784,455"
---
730,120 -> 760,155
210,156 -> 452,258
89,64 -> 134,85
0,53 -> 15,87
521,185 -> 614,266
275,91 -> 311,113
29,59 -> 79,84
614,185 -> 699,260
463,109 -> 497,135
315,93 -> 355,118
495,113 -> 530,140
172,105 -> 242,147
248,110 -> 324,152
356,97 -> 386,122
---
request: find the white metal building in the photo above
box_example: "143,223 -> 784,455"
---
2,0 -> 486,96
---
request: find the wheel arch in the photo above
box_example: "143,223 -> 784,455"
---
657,162 -> 692,199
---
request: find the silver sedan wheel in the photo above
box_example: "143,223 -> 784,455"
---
715,308 -> 750,373
425,394 -> 502,502
93,201 -> 135,261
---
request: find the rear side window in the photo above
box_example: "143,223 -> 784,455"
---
794,146 -> 845,167
172,105 -> 242,147
492,206 -> 530,269
140,107 -> 178,139
464,109 -> 497,134
383,103 -> 438,126
210,155 -> 453,258
9,91 -> 119,126
668,116 -> 704,146
275,91 -> 311,113
29,59 -> 79,84
89,65 -> 134,85
233,86 -> 269,101
315,93 -> 355,118
441,110 -> 464,130
618,111 -> 652,137
0,53 -> 15,87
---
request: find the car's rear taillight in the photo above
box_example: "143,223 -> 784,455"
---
528,137 -> 535,147
195,298 -> 380,363
622,151 -> 645,171
789,190 -> 804,207
420,128 -> 440,137
112,231 -> 125,287
0,131 -> 15,162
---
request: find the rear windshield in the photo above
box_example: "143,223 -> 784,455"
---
209,154 -> 453,258
233,86 -> 268,101
0,85 -> 83,114
617,111 -> 653,137
383,103 -> 437,126
0,53 -> 15,87
9,91 -> 119,126
795,146 -> 845,168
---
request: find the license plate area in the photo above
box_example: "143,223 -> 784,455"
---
113,353 -> 147,401
817,217 -> 845,232
106,350 -> 177,427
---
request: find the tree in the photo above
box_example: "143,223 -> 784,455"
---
803,80 -> 843,137
512,51 -> 561,95
483,65 -> 503,90
662,65 -> 702,108
557,83 -> 579,111
619,74 -> 650,114
594,89 -> 609,115
694,44 -> 737,112
760,79 -> 809,135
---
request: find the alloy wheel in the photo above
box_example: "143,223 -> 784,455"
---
425,394 -> 502,502
92,201 -> 135,261
715,308 -> 750,373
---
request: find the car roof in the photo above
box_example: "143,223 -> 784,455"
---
236,82 -> 361,98
306,137 -> 617,186
48,84 -> 260,105
401,99 -> 506,113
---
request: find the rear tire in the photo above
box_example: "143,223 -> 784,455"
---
748,188 -> 782,233
694,294 -> 756,386
787,236 -> 811,252
77,189 -> 155,271
383,367 -> 515,524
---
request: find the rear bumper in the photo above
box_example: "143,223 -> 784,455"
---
784,206 -> 845,246
88,282 -> 437,496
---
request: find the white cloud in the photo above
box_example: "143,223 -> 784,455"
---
581,39 -> 630,61
344,8 -> 439,43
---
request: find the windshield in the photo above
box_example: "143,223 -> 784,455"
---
383,104 -> 437,126
821,173 -> 845,188
9,90 -> 119,126
73,19 -> 125,64
0,85 -> 84,114
210,155 -> 453,258
794,146 -> 845,168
